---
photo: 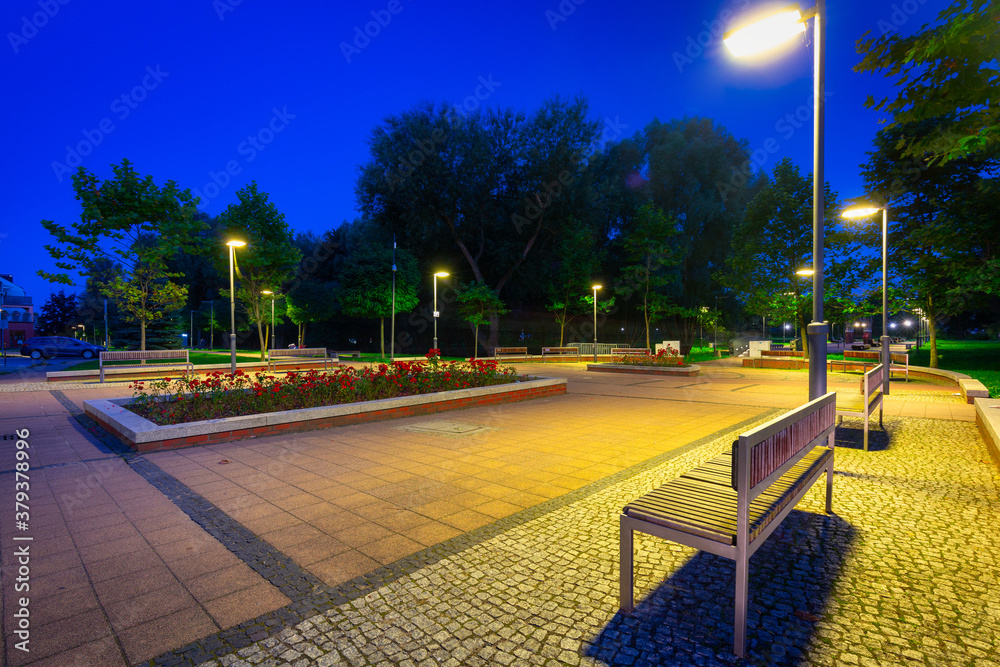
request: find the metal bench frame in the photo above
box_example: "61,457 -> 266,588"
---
266,347 -> 335,373
99,350 -> 193,384
620,392 -> 837,657
494,347 -> 531,361
836,363 -> 884,451
540,347 -> 582,362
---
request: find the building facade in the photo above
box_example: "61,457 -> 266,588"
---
0,275 -> 35,349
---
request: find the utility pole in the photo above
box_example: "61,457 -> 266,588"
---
391,235 -> 396,362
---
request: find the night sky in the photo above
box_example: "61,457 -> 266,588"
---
3,0 -> 951,304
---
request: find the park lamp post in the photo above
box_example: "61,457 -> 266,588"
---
794,269 -> 814,350
842,204 -> 890,394
226,240 -> 246,374
201,300 -> 215,349
592,284 -> 602,362
725,1 -> 828,402
262,290 -> 275,352
432,272 -> 449,352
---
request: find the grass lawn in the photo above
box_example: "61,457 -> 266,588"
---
907,340 -> 1000,396
68,352 -> 264,371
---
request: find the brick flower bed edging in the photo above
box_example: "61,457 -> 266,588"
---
586,363 -> 700,377
83,377 -> 567,452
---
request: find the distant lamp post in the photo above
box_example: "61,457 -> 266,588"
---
262,290 -> 275,351
226,240 -> 246,374
842,204 -> 890,394
592,284 -> 602,361
726,0 -> 829,405
201,300 -> 215,349
432,272 -> 449,351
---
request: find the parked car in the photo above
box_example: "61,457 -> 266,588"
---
20,336 -> 107,360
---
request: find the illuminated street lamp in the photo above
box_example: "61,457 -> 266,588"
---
843,204 -> 890,394
726,1 -> 829,403
226,240 -> 246,374
432,272 -> 449,351
592,285 -> 602,361
262,290 -> 275,352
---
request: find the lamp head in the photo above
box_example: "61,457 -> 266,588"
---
724,4 -> 807,58
262,290 -> 273,295
592,284 -> 602,291
795,268 -> 814,277
433,271 -> 449,278
842,205 -> 882,219
226,240 -> 246,248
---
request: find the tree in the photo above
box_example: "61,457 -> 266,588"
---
38,159 -> 203,350
617,203 -> 680,350
338,235 -> 419,358
545,220 -> 603,346
218,182 -> 301,360
721,158 -> 839,355
855,0 -> 998,164
860,119 -> 999,366
286,281 -> 337,348
356,97 -> 601,353
456,282 -> 509,357
36,290 -> 79,336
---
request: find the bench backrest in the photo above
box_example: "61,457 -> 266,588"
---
845,350 -> 879,360
732,392 -> 836,498
495,347 -> 527,354
268,347 -> 327,359
890,352 -> 908,364
541,347 -> 578,354
612,348 -> 651,356
863,363 -> 885,399
101,350 -> 189,362
761,349 -> 804,357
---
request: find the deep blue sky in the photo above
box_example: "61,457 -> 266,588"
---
3,0 -> 949,304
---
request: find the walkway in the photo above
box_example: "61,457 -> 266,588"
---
0,363 -> 995,666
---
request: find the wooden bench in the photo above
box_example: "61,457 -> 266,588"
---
611,348 -> 650,361
836,363 -> 884,451
540,346 -> 582,362
620,392 -> 836,657
845,349 -> 908,381
760,349 -> 804,358
334,350 -> 361,359
99,350 -> 193,384
494,346 -> 530,361
266,347 -> 335,372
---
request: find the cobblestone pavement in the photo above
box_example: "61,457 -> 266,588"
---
164,414 -> 1000,667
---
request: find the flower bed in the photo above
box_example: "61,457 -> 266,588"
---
612,347 -> 688,367
128,355 -> 524,426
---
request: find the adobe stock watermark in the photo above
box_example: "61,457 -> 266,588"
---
511,115 -> 629,232
191,106 -> 296,205
875,0 -> 932,35
51,65 -> 170,183
385,74 -> 502,192
7,0 -> 71,54
545,0 -> 585,31
672,0 -> 752,73
716,90 -> 834,202
213,0 -> 242,21
340,0 -> 409,64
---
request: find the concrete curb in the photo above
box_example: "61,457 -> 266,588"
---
84,376 -> 567,452
974,398 -> 1000,471
586,363 -> 700,377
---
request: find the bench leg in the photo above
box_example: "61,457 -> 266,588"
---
734,555 -> 748,657
863,417 -> 869,452
879,403 -> 883,429
619,515 -> 634,613
826,436 -> 834,514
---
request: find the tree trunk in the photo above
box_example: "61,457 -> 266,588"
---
380,318 -> 385,359
928,295 -> 938,368
559,320 -> 566,347
257,321 -> 267,361
473,323 -> 479,358
140,320 -> 146,352
299,322 -> 306,348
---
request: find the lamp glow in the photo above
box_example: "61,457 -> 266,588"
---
841,206 -> 881,219
434,271 -> 449,277
724,5 -> 806,58
226,240 -> 246,248
795,268 -> 814,276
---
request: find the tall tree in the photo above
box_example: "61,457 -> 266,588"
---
721,158 -> 839,355
35,290 -> 79,336
860,119 -> 999,366
356,97 -> 601,352
338,235 -> 419,358
855,0 -> 999,164
38,159 -> 203,350
456,282 -> 509,358
545,219 -> 603,346
286,281 -> 337,348
218,182 -> 301,360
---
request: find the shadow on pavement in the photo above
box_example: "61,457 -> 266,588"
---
586,512 -> 855,666
834,422 -> 891,451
